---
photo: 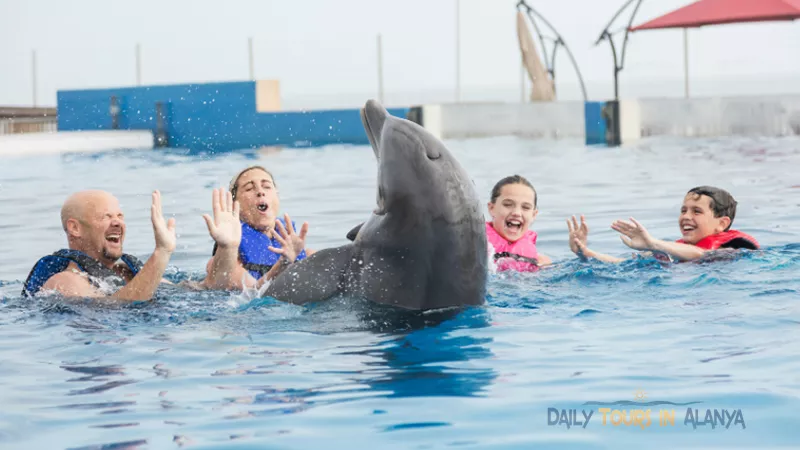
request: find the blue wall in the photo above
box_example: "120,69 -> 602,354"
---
584,101 -> 608,146
57,81 -> 410,153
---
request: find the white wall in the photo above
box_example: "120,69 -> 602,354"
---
431,95 -> 800,141
438,101 -> 585,139
0,130 -> 153,158
638,95 -> 800,137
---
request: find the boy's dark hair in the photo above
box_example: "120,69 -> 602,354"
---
490,175 -> 537,208
686,186 -> 737,230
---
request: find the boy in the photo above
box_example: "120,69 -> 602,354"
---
568,186 -> 759,263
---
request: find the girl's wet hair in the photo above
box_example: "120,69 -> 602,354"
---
490,175 -> 537,208
686,185 -> 737,230
229,166 -> 276,200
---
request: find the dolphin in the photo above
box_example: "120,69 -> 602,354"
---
263,99 -> 487,310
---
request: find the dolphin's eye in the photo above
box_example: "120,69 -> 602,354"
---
425,145 -> 441,160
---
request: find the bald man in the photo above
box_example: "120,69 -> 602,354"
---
22,190 -> 177,302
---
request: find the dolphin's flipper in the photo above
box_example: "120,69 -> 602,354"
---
262,245 -> 355,305
346,223 -> 364,242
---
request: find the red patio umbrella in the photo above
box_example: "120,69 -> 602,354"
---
631,0 -> 800,30
629,0 -> 800,97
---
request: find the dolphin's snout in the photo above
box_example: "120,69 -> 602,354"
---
361,99 -> 389,158
363,99 -> 442,161
363,99 -> 388,144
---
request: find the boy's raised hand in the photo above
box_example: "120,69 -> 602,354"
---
612,217 -> 656,251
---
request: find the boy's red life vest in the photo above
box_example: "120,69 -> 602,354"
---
677,230 -> 759,250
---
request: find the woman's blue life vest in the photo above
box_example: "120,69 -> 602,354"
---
22,249 -> 143,297
212,218 -> 308,279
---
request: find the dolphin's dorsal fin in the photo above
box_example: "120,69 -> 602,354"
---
346,223 -> 364,242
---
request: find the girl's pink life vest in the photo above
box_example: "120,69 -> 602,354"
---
486,222 -> 540,272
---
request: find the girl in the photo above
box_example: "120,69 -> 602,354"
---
486,175 -> 551,272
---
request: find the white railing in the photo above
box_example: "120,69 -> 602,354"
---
0,117 -> 58,135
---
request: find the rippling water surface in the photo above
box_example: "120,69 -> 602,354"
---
1,136 -> 799,449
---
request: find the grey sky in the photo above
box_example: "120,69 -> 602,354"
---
2,0 -> 799,108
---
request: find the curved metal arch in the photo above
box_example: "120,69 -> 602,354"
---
594,0 -> 645,100
516,0 -> 588,101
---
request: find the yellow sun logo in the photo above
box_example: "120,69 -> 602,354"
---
634,390 -> 647,401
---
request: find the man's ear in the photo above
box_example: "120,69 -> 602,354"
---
65,218 -> 81,238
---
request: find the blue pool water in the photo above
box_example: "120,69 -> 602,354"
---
1,136 -> 799,449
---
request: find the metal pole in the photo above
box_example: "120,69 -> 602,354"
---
683,28 -> 689,98
31,49 -> 38,107
136,43 -> 142,86
377,34 -> 384,103
248,37 -> 255,80
455,0 -> 461,102
604,32 -> 619,101
595,0 -> 644,102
